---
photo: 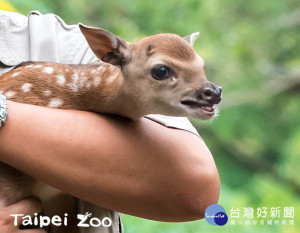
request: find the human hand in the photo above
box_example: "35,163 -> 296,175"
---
0,197 -> 46,233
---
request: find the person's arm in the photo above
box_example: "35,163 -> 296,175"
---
0,101 -> 220,222
0,197 -> 46,233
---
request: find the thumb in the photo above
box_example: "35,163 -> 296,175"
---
2,197 -> 42,226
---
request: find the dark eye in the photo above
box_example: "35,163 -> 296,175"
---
151,65 -> 170,80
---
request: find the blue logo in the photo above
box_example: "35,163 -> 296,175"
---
205,204 -> 228,226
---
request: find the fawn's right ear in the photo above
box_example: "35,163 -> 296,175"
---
79,24 -> 131,66
183,32 -> 200,47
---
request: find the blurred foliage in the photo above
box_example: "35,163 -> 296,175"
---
2,0 -> 300,232
0,0 -> 14,11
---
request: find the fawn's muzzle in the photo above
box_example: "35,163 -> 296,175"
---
196,83 -> 222,105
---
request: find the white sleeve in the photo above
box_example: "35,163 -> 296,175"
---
0,10 -> 97,71
145,114 -> 201,138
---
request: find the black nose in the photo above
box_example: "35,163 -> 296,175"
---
197,83 -> 222,104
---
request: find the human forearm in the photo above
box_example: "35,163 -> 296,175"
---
0,101 -> 220,221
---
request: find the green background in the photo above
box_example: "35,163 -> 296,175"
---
1,0 -> 299,232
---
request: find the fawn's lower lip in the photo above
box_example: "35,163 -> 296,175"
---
195,107 -> 216,118
181,101 -> 217,119
201,108 -> 216,115
181,101 -> 216,112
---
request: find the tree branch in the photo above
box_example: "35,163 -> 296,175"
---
269,8 -> 300,29
195,127 -> 300,195
221,76 -> 300,109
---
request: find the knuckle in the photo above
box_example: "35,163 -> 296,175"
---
0,211 -> 16,231
0,215 -> 11,226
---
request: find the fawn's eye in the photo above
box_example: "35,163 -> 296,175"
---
151,65 -> 170,80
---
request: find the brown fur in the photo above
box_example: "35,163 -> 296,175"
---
140,34 -> 196,62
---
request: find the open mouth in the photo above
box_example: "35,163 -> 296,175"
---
181,100 -> 217,115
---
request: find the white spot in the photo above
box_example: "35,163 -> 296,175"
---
43,67 -> 54,74
67,72 -> 79,92
106,72 -> 119,84
171,76 -> 176,82
44,90 -> 51,96
47,98 -> 64,108
56,74 -> 66,85
25,64 -> 34,68
0,90 -> 3,94
12,72 -> 19,77
91,66 -> 105,75
73,72 -> 79,83
4,91 -> 15,99
93,76 -> 101,87
79,76 -> 88,89
86,81 -> 92,89
108,65 -> 115,72
97,66 -> 105,73
21,83 -> 32,93
33,65 -> 42,69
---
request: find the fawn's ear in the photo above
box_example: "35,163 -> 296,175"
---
79,24 -> 131,66
183,32 -> 199,46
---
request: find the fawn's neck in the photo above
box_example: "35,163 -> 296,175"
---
71,62 -> 142,119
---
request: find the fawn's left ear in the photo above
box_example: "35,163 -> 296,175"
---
183,32 -> 200,46
79,24 -> 131,66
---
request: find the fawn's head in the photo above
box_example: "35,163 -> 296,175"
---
79,24 -> 222,120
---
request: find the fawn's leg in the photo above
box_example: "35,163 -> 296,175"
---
33,183 -> 80,233
0,162 -> 35,207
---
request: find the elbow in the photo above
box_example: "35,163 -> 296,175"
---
180,167 -> 220,221
170,153 -> 220,221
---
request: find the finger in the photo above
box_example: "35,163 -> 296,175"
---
2,197 -> 42,226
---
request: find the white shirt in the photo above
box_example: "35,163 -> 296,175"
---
0,10 -> 200,233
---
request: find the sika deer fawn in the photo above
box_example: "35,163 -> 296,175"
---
0,24 -> 222,232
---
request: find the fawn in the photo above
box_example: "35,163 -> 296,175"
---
0,24 -> 222,232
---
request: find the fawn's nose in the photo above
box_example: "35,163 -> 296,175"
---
197,83 -> 222,105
